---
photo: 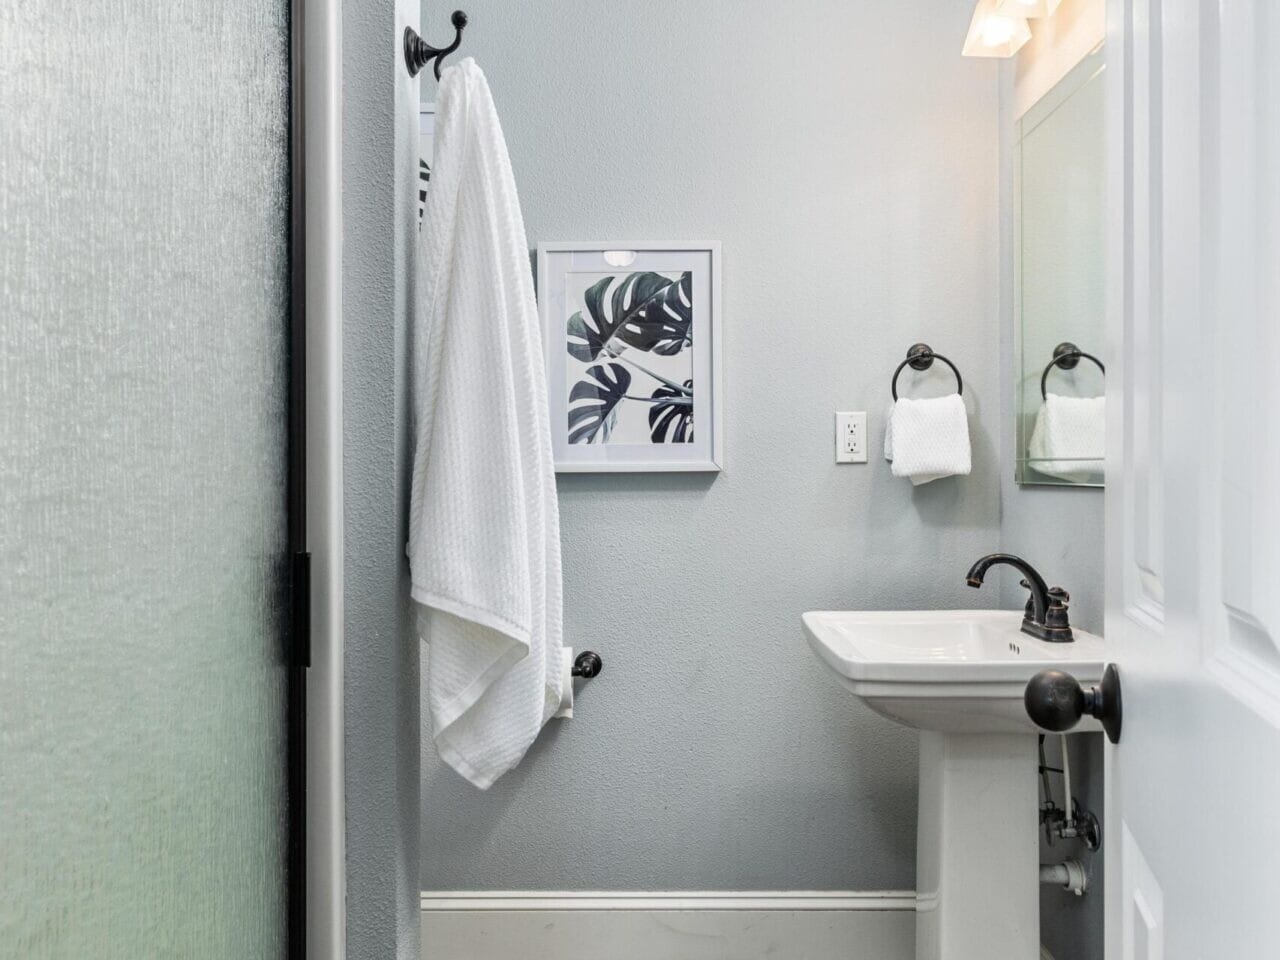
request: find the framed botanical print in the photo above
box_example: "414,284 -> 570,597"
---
536,242 -> 723,472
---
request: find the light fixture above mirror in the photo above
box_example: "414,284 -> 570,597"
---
962,0 -> 1031,58
996,0 -> 1063,18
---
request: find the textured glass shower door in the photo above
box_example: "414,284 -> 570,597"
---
1,2 -> 301,957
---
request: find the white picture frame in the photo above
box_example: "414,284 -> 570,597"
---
536,242 -> 723,473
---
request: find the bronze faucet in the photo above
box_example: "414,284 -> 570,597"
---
966,553 -> 1074,643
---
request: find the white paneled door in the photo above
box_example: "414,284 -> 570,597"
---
1105,0 -> 1280,957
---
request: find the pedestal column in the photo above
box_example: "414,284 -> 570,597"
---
914,732 -> 1040,960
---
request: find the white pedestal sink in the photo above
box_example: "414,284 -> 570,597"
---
802,610 -> 1105,960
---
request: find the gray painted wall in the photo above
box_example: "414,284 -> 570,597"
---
344,0 -> 421,957
417,0 -> 1005,891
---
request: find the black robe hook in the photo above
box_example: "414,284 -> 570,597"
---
404,10 -> 468,80
571,651 -> 603,679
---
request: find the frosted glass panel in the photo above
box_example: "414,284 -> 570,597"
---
1,1 -> 291,956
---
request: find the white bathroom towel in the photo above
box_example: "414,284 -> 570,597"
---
1028,393 -> 1105,481
409,58 -> 565,789
883,394 -> 972,485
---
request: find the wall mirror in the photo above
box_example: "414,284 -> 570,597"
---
1015,46 -> 1106,487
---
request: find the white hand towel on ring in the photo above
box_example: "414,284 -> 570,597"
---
883,394 -> 972,486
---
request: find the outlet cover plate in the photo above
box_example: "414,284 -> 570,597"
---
836,411 -> 867,463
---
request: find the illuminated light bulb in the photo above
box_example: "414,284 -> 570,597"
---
981,17 -> 1016,46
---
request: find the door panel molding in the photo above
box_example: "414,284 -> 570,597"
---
1209,0 -> 1280,714
1120,825 -> 1164,960
1117,0 -> 1166,629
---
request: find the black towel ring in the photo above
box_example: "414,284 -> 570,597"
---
890,343 -> 963,401
1040,342 -> 1105,399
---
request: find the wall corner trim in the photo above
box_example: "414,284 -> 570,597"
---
304,0 -> 345,956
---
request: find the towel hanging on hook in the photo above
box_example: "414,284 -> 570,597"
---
404,9 -> 468,80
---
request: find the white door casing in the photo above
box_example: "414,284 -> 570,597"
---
1105,1 -> 1280,957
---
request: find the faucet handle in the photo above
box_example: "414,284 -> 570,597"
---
1044,587 -> 1073,636
1019,580 -> 1035,620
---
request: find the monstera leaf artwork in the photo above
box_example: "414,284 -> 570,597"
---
565,271 -> 694,444
648,380 -> 694,443
567,363 -> 631,444
541,244 -> 720,471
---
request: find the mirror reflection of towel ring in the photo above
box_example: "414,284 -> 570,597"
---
891,343 -> 963,400
1040,342 -> 1105,400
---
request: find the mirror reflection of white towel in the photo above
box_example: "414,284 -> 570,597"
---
1028,393 -> 1105,481
883,394 -> 972,486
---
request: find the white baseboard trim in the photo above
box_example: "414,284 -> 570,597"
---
421,889 -> 916,912
420,890 -> 915,960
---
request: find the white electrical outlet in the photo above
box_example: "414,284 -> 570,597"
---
835,411 -> 867,463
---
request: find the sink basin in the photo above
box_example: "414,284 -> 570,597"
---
802,609 -> 1106,734
802,607 -> 1108,959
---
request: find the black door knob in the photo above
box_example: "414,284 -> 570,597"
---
1024,664 -> 1122,744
